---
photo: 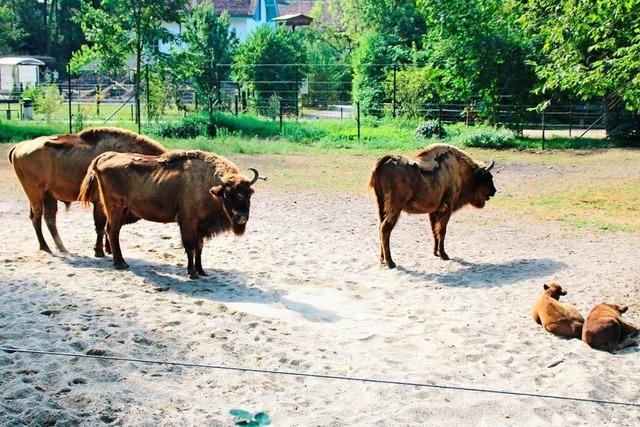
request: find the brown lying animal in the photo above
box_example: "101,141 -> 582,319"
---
368,144 -> 496,268
79,150 -> 261,278
8,128 -> 167,256
582,304 -> 640,353
532,283 -> 584,338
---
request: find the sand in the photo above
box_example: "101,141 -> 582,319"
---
1,173 -> 640,425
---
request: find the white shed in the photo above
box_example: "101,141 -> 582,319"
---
0,57 -> 45,92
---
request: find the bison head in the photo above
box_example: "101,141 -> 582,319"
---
543,283 -> 567,300
606,304 -> 629,314
209,168 -> 260,235
471,161 -> 497,208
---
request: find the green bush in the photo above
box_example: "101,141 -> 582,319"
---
415,120 -> 445,139
152,114 -> 208,138
459,128 -> 517,149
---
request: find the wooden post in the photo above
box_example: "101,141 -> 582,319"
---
67,64 -> 72,134
279,98 -> 284,134
568,107 -> 573,137
235,94 -> 239,116
357,101 -> 361,143
392,66 -> 397,118
541,110 -> 546,149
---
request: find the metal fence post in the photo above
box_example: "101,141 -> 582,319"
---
67,64 -> 72,134
145,64 -> 150,123
393,66 -> 397,119
357,101 -> 361,143
438,101 -> 442,134
541,110 -> 546,149
235,94 -> 239,116
568,107 -> 573,137
279,98 -> 284,135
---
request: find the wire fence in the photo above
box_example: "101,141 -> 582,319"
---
0,62 -> 608,139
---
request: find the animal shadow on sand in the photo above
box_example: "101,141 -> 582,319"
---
396,258 -> 567,288
56,253 -> 340,323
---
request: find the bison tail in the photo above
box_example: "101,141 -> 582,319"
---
78,157 -> 100,207
7,145 -> 16,165
369,155 -> 395,222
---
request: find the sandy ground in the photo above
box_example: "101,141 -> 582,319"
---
1,151 -> 640,426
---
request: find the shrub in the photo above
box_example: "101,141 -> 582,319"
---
415,120 -> 445,139
153,114 -> 208,138
459,128 -> 517,149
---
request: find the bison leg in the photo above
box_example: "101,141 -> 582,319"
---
380,212 -> 399,269
179,222 -> 199,279
106,208 -> 128,270
429,211 -> 451,261
93,203 -> 107,257
28,194 -> 51,253
43,194 -> 67,252
620,319 -> 640,338
195,236 -> 208,277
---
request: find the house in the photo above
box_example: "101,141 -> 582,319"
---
159,1 -> 319,53
0,57 -> 45,92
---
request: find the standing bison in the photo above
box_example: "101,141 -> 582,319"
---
369,144 -> 496,268
79,150 -> 262,279
8,128 -> 167,256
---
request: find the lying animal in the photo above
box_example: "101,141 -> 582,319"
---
8,128 -> 167,256
368,144 -> 496,268
532,283 -> 584,338
79,150 -> 261,278
582,304 -> 639,353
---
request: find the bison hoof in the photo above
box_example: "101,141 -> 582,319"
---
197,270 -> 208,277
114,261 -> 129,270
381,260 -> 396,269
188,272 -> 200,280
95,250 -> 105,258
440,253 -> 450,261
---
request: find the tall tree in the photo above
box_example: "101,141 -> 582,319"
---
232,26 -> 307,116
74,0 -> 184,126
170,3 -> 237,135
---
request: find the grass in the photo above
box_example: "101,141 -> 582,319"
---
2,113 -> 638,234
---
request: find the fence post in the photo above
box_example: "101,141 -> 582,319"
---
392,66 -> 397,119
340,107 -> 343,120
194,92 -> 198,111
234,94 -> 239,116
438,101 -> 443,137
279,98 -> 284,135
145,64 -> 150,123
541,109 -> 546,149
357,101 -> 361,143
568,107 -> 573,137
67,64 -> 72,134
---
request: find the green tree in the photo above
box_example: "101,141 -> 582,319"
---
73,0 -> 184,125
35,84 -> 64,121
0,2 -> 25,54
417,0 -> 536,121
232,26 -> 307,116
352,31 -> 393,116
519,0 -> 640,139
170,3 -> 237,135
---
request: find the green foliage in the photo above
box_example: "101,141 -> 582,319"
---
390,66 -> 441,118
35,85 -> 64,122
229,409 -> 271,426
0,121 -> 67,143
519,0 -> 640,112
151,114 -> 208,138
171,2 -> 237,116
352,32 -> 393,116
458,127 -> 517,149
416,120 -> 445,139
232,26 -> 307,115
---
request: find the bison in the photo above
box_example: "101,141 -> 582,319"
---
582,304 -> 639,353
8,127 -> 167,256
368,144 -> 496,268
79,150 -> 262,279
532,283 -> 584,339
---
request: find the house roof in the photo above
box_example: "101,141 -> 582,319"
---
211,0 -> 257,17
277,0 -> 316,16
0,57 -> 45,67
273,13 -> 313,26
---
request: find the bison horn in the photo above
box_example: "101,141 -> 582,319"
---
485,160 -> 495,172
215,170 -> 226,184
248,168 -> 260,185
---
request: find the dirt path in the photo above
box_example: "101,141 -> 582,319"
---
1,148 -> 640,425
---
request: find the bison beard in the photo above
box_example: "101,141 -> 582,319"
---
369,144 -> 496,269
80,150 -> 260,279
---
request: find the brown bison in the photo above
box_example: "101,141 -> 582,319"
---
368,144 -> 496,268
8,128 -> 167,256
79,150 -> 262,279
582,304 -> 639,353
532,283 -> 584,339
